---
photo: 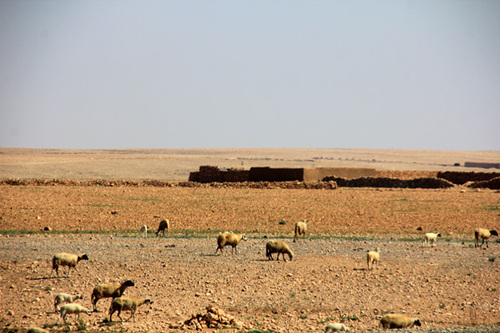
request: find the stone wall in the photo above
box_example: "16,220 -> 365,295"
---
464,162 -> 500,169
437,171 -> 500,185
305,167 -> 376,182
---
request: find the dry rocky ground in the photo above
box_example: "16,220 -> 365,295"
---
0,184 -> 499,333
1,148 -> 500,332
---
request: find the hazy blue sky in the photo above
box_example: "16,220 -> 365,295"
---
1,1 -> 499,150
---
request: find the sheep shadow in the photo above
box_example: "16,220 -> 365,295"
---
29,276 -> 68,280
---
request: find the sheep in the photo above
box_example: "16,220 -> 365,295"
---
108,297 -> 153,322
54,293 -> 83,313
266,240 -> 294,262
380,314 -> 421,329
367,247 -> 380,270
293,220 -> 308,242
140,225 -> 148,238
91,280 -> 135,312
215,232 -> 247,255
325,323 -> 350,332
156,219 -> 169,237
50,253 -> 89,278
55,303 -> 92,326
424,232 -> 441,247
474,228 -> 499,248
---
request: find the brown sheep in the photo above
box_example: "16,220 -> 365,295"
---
215,232 -> 247,255
156,219 -> 170,237
91,280 -> 135,312
50,253 -> 89,278
294,220 -> 308,242
474,228 -> 498,248
109,297 -> 153,322
380,314 -> 421,329
266,240 -> 294,262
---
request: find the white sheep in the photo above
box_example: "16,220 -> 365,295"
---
474,228 -> 499,248
140,225 -> 148,238
91,280 -> 135,312
367,247 -> 380,270
380,313 -> 421,329
424,232 -> 441,247
55,303 -> 92,326
108,297 -> 153,322
50,253 -> 89,278
325,322 -> 350,332
266,240 -> 294,262
156,219 -> 170,237
294,220 -> 308,242
215,232 -> 247,255
54,293 -> 83,313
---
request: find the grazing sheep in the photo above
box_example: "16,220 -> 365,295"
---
380,314 -> 421,329
367,247 -> 380,270
474,228 -> 499,248
140,225 -> 148,238
50,253 -> 89,278
54,293 -> 83,313
266,240 -> 294,262
91,280 -> 135,312
424,232 -> 441,247
156,219 -> 169,237
109,297 -> 153,322
294,220 -> 308,242
215,232 -> 247,255
55,303 -> 92,326
325,323 -> 350,332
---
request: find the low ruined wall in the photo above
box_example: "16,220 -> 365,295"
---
437,171 -> 500,185
323,176 -> 455,189
189,166 -> 249,183
468,177 -> 500,190
464,162 -> 500,169
307,167 -> 376,181
249,167 -> 304,182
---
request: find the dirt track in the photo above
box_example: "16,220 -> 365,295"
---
1,184 -> 500,333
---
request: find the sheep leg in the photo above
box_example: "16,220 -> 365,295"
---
109,309 -> 115,322
74,266 -> 82,276
117,309 -> 124,322
93,299 -> 101,312
63,313 -> 69,326
126,310 -> 135,322
125,310 -> 135,322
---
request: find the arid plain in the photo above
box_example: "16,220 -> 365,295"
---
0,148 -> 499,333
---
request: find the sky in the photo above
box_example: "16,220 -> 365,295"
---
1,1 -> 499,150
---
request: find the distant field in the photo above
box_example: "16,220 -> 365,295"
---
1,148 -> 499,181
